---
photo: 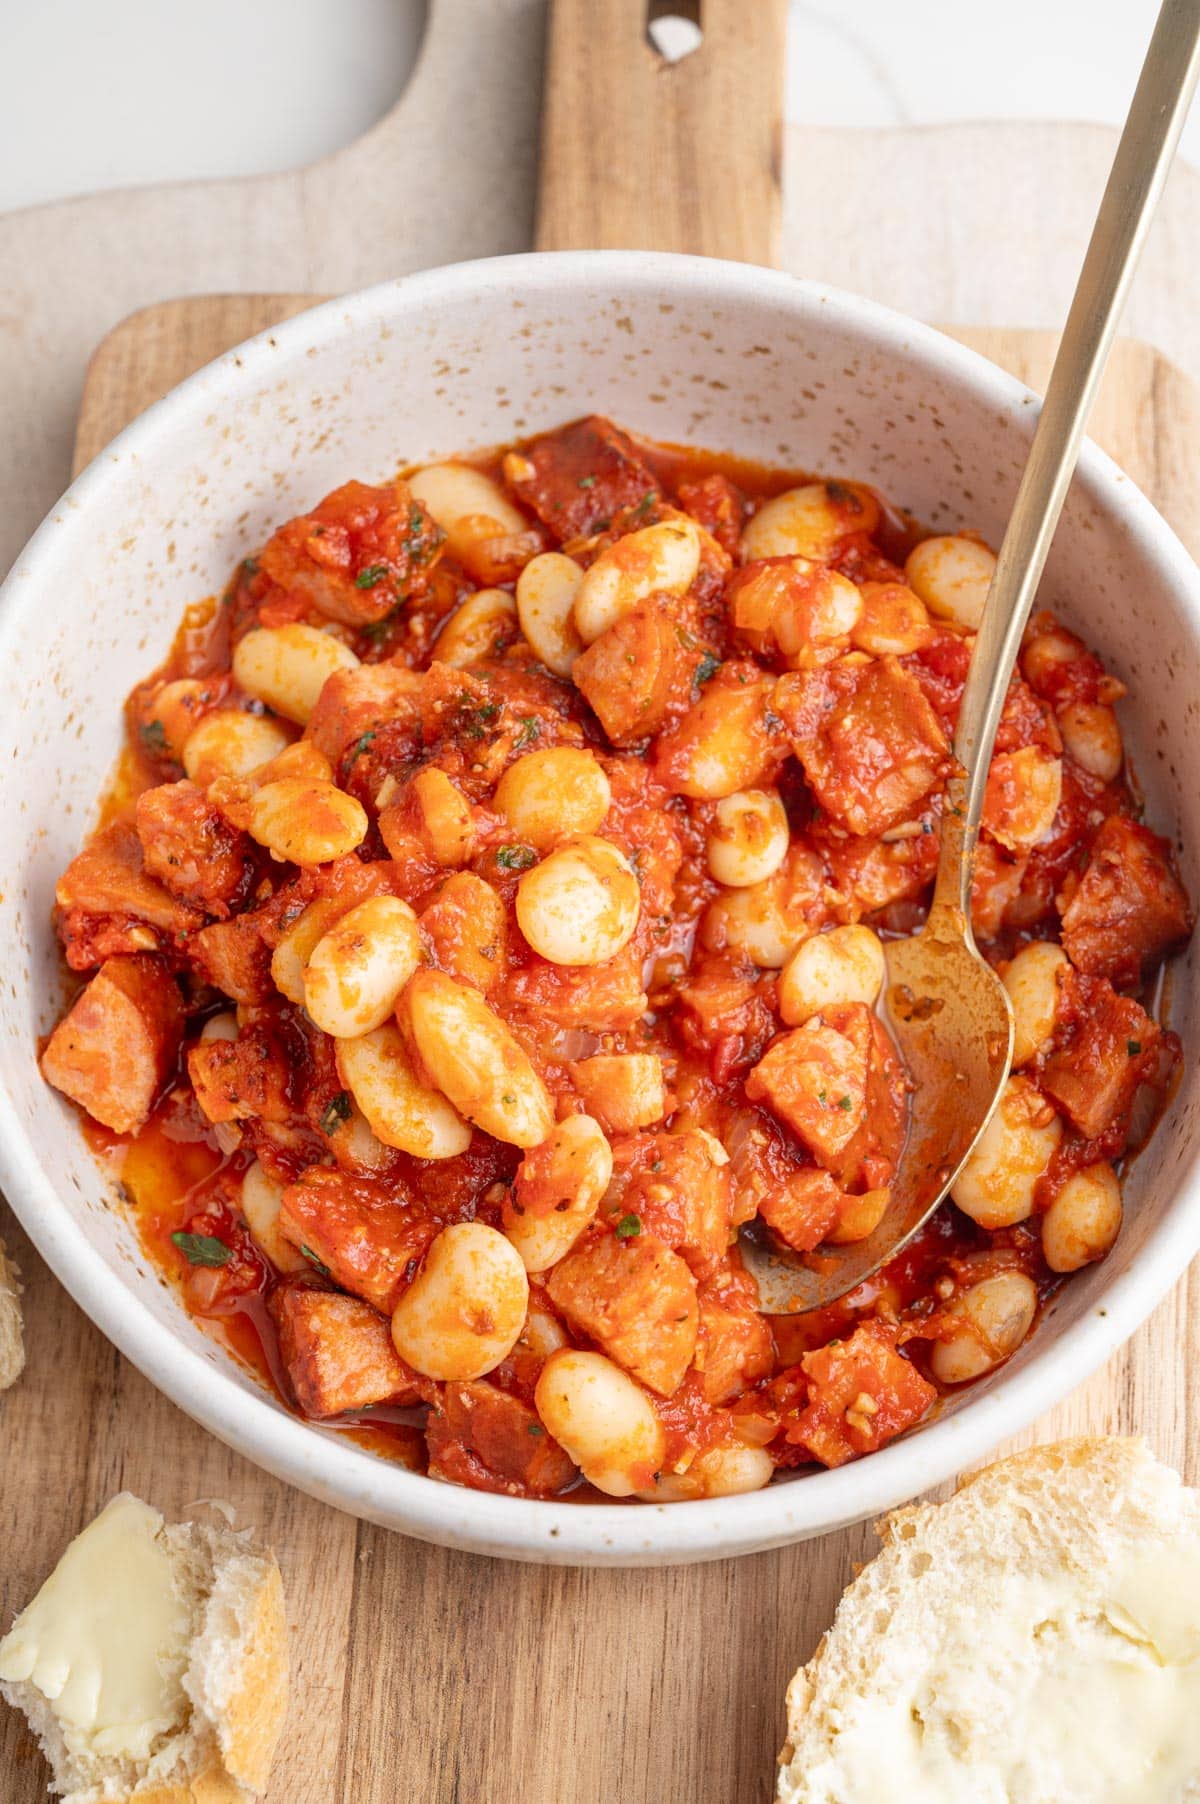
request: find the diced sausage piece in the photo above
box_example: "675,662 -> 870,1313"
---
775,656 -> 951,837
1059,815 -> 1192,988
676,473 -> 747,557
694,1265 -> 774,1404
41,955 -> 183,1134
781,1324 -> 935,1468
572,603 -> 689,744
654,664 -> 786,800
190,911 -> 276,1005
270,1280 -> 423,1417
504,416 -> 659,542
258,479 -> 444,626
186,1017 -> 294,1125
304,661 -> 423,771
135,780 -> 254,916
827,1002 -> 909,1192
674,955 -> 780,1081
605,1129 -> 733,1279
419,872 -> 508,993
746,1006 -> 870,1172
811,808 -> 940,916
425,1380 -> 577,1497
757,1168 -> 843,1253
278,1166 -> 436,1314
55,823 -> 202,970
501,944 -> 649,1032
546,1231 -> 699,1397
1040,968 -> 1162,1145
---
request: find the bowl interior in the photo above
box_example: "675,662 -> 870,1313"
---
1,253 -> 1198,1564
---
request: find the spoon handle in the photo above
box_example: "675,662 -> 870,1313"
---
932,0 -> 1200,924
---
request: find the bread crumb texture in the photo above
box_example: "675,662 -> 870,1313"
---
0,1493 -> 287,1804
778,1438 -> 1200,1804
0,1235 -> 24,1390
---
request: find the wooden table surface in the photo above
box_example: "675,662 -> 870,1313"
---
2,300 -> 1199,1804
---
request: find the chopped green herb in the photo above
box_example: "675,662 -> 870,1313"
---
527,1423 -> 545,1436
355,564 -> 390,589
693,652 -> 722,687
319,1091 -> 353,1135
496,843 -> 537,872
513,716 -> 541,752
241,557 -> 260,577
456,693 -> 502,740
837,1094 -> 853,1111
633,490 -> 658,519
140,719 -> 168,755
1127,1039 -> 1143,1057
409,507 -> 425,531
615,1213 -> 642,1240
818,1091 -> 828,1105
577,474 -> 597,490
171,1231 -> 230,1268
348,730 -> 377,763
502,1093 -> 516,1107
301,1245 -> 331,1277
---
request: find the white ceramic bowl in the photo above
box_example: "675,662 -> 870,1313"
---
2,252 -> 1198,1566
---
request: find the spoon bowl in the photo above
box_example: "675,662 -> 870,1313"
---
741,888 -> 1014,1316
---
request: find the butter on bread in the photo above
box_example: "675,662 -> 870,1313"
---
778,1438 -> 1200,1804
0,1233 -> 24,1389
0,1493 -> 288,1803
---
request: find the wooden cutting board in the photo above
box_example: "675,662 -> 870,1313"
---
7,6 -> 1200,1802
5,310 -> 1199,1804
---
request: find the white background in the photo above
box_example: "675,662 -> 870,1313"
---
1,0 -> 1194,216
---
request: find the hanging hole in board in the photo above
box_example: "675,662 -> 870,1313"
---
647,0 -> 703,65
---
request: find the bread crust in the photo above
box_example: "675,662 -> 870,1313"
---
3,1505 -> 288,1804
205,1556 -> 289,1795
0,1234 -> 25,1390
777,1436 -> 1193,1799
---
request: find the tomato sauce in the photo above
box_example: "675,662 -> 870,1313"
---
42,415 -> 1191,1503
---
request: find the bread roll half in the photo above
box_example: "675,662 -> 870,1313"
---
0,1233 -> 24,1390
0,1493 -> 287,1803
779,1438 -> 1200,1804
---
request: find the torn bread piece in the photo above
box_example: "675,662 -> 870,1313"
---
779,1438 -> 1200,1804
0,1235 -> 24,1389
0,1493 -> 287,1803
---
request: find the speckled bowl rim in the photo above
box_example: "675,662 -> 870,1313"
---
3,251 -> 1200,1565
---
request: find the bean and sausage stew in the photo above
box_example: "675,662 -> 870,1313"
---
40,417 -> 1193,1501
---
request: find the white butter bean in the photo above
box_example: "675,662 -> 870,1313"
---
952,1076 -> 1062,1229
402,969 -> 554,1148
494,748 -> 611,852
303,896 -> 421,1038
930,1271 -> 1038,1384
573,519 -> 701,645
534,1349 -> 666,1497
391,1222 -> 529,1381
515,836 -> 640,967
503,1114 -> 614,1273
516,551 -> 585,676
232,624 -> 359,725
336,1022 -> 472,1159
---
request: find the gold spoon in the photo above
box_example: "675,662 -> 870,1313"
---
741,0 -> 1200,1315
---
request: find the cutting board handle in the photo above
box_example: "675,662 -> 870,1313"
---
535,0 -> 787,262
